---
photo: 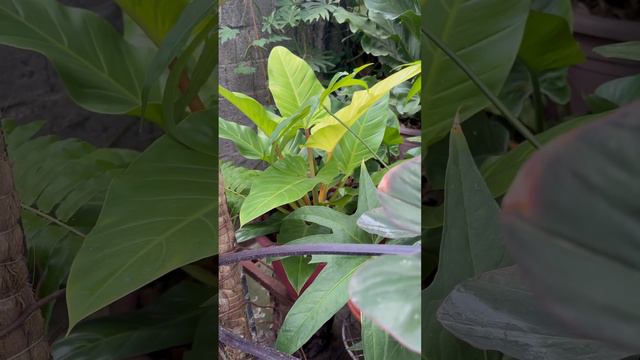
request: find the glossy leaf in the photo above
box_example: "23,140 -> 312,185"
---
363,0 -> 419,19
308,62 -> 421,152
518,11 -> 584,73
438,266 -> 633,360
332,95 -> 389,175
219,117 -> 269,161
268,46 -> 329,122
593,41 -> 640,61
66,116 -> 216,329
115,0 -> 189,45
423,123 -> 510,360
239,156 -> 336,226
362,316 -> 420,360
350,255 -> 421,353
0,0 -> 158,114
276,256 -> 368,354
502,102 -> 640,352
219,85 -> 281,135
54,281 -> 211,360
422,0 -> 529,145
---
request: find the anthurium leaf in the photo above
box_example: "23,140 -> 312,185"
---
267,46 -> 330,122
0,0 -> 158,114
54,281 -> 211,360
308,62 -> 421,152
362,316 -> 420,360
518,11 -> 584,73
422,0 -> 529,145
219,117 -> 269,161
240,156 -> 337,226
350,255 -> 421,353
219,85 -> 281,135
66,116 -> 216,330
501,102 -> 640,353
481,111 -> 608,198
278,219 -> 330,293
358,157 -> 421,238
437,266 -> 634,360
593,41 -> 640,61
423,122 -> 510,360
276,256 -> 368,354
115,0 -> 189,45
333,95 -> 390,175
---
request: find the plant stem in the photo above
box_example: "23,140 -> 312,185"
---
421,27 -> 541,149
21,204 -> 86,238
527,64 -> 545,133
305,128 -> 319,205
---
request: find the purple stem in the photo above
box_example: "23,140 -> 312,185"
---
219,327 -> 299,359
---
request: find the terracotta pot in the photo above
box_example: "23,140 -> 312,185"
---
569,4 -> 640,114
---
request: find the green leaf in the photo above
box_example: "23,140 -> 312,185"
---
423,122 -> 510,360
268,46 -> 329,121
219,85 -> 281,135
239,156 -> 336,226
184,306 -> 217,360
219,117 -> 269,161
422,0 -> 529,145
333,95 -> 389,175
236,212 -> 286,243
438,266 -> 633,360
276,256 -> 368,354
0,0 -> 158,114
54,281 -> 211,360
589,74 -> 640,108
115,0 -> 189,45
66,116 -> 216,330
350,255 -> 421,353
363,0 -> 420,19
518,11 -> 584,73
593,41 -> 640,61
501,102 -> 640,352
220,25 -> 239,44
362,316 -> 420,360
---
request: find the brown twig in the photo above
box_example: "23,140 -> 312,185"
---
0,288 -> 66,338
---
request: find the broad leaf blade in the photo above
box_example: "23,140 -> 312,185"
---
115,0 -> 189,45
219,85 -> 281,135
593,41 -> 640,61
219,117 -> 269,161
362,316 -> 420,360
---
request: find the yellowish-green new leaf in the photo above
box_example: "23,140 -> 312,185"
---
307,62 -> 421,152
219,85 -> 281,135
115,0 -> 189,45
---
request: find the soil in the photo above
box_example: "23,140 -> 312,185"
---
577,0 -> 640,20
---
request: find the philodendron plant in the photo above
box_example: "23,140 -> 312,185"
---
220,46 -> 422,356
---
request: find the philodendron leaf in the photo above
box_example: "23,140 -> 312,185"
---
502,102 -> 640,353
276,256 -> 368,354
219,85 -> 281,135
308,62 -> 421,152
219,117 -> 269,161
593,41 -> 640,61
358,157 -> 421,238
437,266 -> 634,360
268,46 -> 330,123
362,316 -> 420,360
54,281 -> 211,360
115,0 -> 189,45
66,114 -> 216,330
350,255 -> 421,353
422,0 -> 529,145
239,156 -> 337,226
0,0 -> 158,114
423,122 -> 510,360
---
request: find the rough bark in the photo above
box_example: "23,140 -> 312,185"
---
0,130 -> 48,359
218,172 -> 251,359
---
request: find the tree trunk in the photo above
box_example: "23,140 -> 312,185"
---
0,129 -> 49,359
218,172 -> 251,359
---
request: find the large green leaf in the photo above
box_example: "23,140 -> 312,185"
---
268,46 -> 329,122
66,115 -> 216,330
590,74 -> 640,108
362,316 -> 420,360
53,281 -> 211,360
501,102 -> 640,352
115,0 -> 189,45
219,85 -> 281,135
276,256 -> 368,354
350,255 -> 421,353
363,0 -> 420,19
184,306 -> 217,360
422,0 -> 529,145
437,266 -> 633,360
239,156 -> 337,226
518,11 -> 584,73
332,95 -> 389,175
0,0 -> 158,114
218,117 -> 269,161
423,122 -> 510,360
593,41 -> 640,61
